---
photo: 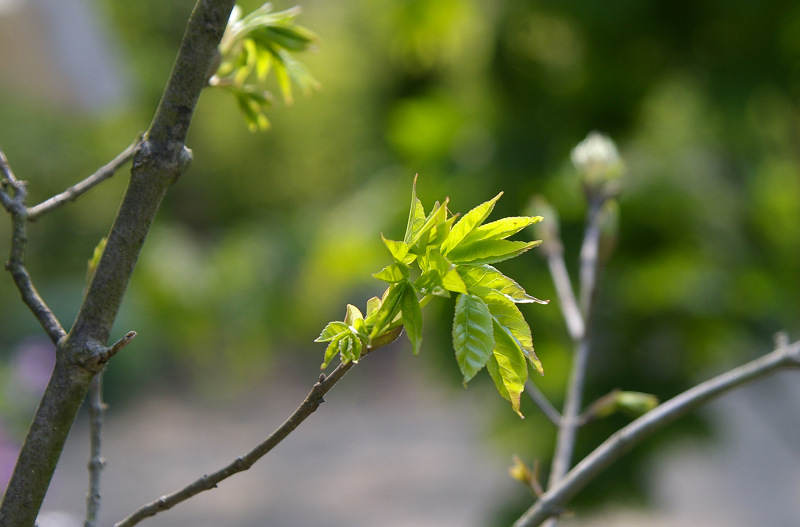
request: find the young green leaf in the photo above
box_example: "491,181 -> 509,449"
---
315,321 -> 349,342
487,318 -> 529,417
461,216 -> 543,245
486,294 -> 543,375
404,175 -> 426,244
369,282 -> 407,340
321,336 -> 344,369
440,192 -> 502,255
459,264 -> 547,304
400,283 -> 423,355
452,293 -> 495,383
345,304 -> 367,337
448,239 -> 541,266
372,262 -> 410,283
424,246 -> 467,294
381,235 -> 415,265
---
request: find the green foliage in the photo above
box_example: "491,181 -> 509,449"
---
316,177 -> 547,416
209,3 -> 320,131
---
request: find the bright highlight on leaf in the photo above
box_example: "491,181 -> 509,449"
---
316,177 -> 549,416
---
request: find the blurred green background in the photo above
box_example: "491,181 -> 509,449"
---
2,0 -> 800,520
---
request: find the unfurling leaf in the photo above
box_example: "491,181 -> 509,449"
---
400,284 -> 423,355
452,293 -> 494,383
315,177 -> 547,415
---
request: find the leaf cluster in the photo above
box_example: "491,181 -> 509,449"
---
316,177 -> 548,416
209,3 -> 320,131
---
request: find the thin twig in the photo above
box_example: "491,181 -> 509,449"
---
578,200 -> 604,318
0,150 -> 66,343
525,381 -> 561,426
545,200 -> 605,504
115,360 -> 357,527
85,372 -> 107,527
27,138 -> 140,222
544,248 -> 584,342
513,338 -> 800,527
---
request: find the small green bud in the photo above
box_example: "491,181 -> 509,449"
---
571,131 -> 625,202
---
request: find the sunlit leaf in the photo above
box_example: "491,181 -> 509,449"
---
372,262 -> 410,283
407,199 -> 448,250
440,192 -> 502,255
404,175 -> 426,244
400,283 -> 423,355
315,321 -> 349,342
413,269 -> 450,298
369,282 -> 407,340
381,234 -> 415,265
460,264 -> 547,304
345,304 -> 367,336
321,336 -> 343,369
448,239 -> 541,265
461,216 -> 543,245
452,293 -> 494,383
425,246 -> 466,294
485,295 -> 543,375
487,318 -> 529,417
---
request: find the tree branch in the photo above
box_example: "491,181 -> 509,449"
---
26,138 -> 140,222
525,381 -> 562,426
0,150 -> 67,344
0,2 -> 235,525
513,337 -> 800,527
115,360 -> 357,527
545,200 -> 604,503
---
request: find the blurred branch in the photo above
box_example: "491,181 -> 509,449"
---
27,138 -> 140,222
544,243 -> 584,342
514,335 -> 800,527
115,359 -> 357,527
545,200 -> 605,507
0,150 -> 67,344
525,381 -> 562,426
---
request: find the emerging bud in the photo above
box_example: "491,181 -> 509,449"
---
571,131 -> 624,202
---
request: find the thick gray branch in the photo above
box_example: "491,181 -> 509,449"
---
514,338 -> 800,527
0,2 -> 235,525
